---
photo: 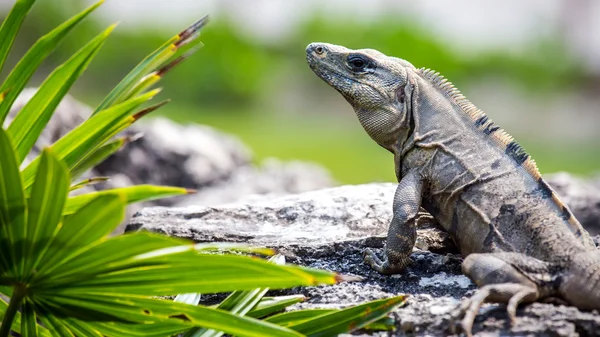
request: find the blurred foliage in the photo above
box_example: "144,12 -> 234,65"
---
164,104 -> 600,184
2,1 -> 596,184
4,1 -> 584,108
290,16 -> 583,92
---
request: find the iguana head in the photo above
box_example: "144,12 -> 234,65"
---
306,42 -> 417,150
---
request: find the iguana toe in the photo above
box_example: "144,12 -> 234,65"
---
507,288 -> 537,325
363,248 -> 409,274
363,248 -> 386,273
455,283 -> 539,337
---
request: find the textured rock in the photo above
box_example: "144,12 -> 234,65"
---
128,184 -> 397,242
127,184 -> 454,251
128,182 -> 600,336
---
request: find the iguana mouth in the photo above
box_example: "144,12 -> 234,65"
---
307,52 -> 388,103
306,45 -> 354,86
306,54 -> 348,84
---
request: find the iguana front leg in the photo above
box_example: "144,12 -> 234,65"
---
364,170 -> 423,274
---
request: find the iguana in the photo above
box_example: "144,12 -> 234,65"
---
305,42 -> 600,336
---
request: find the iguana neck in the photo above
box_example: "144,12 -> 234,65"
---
398,74 -> 474,159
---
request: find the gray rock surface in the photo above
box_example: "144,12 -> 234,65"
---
128,183 -> 456,253
128,182 -> 600,337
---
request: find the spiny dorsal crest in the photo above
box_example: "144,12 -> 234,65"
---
416,68 -> 586,241
418,67 -> 541,179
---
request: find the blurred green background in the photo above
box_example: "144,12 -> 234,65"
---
2,0 -> 599,183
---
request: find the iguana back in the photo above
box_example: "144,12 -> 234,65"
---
402,68 -> 594,259
306,42 -> 599,336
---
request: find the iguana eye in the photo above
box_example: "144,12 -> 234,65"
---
347,55 -> 369,72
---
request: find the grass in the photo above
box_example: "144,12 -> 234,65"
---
158,103 -> 600,184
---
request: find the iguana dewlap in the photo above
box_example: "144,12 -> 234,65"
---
306,42 -> 600,336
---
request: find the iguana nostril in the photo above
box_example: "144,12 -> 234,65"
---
306,43 -> 328,57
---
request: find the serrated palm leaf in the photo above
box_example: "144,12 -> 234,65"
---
29,235 -> 337,295
70,135 -> 136,180
21,90 -> 158,191
184,255 -> 285,337
93,15 -> 208,114
43,295 -> 303,337
20,300 -> 37,336
0,1 -> 103,124
0,297 -> 52,337
0,128 -> 26,279
34,194 -> 124,271
246,295 -> 307,319
1,151 -> 339,336
89,320 -> 190,337
284,296 -> 407,336
21,148 -> 69,279
7,24 -> 114,163
0,0 -> 35,77
63,185 -> 190,215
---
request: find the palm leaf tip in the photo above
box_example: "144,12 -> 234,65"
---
335,274 -> 364,282
156,46 -> 202,77
175,15 -> 209,48
185,189 -> 197,194
132,99 -> 170,121
69,177 -> 109,191
124,132 -> 144,144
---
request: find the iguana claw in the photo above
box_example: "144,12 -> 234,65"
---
363,248 -> 388,273
363,248 -> 411,275
453,283 -> 538,337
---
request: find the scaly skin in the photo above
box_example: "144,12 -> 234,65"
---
306,42 -> 600,336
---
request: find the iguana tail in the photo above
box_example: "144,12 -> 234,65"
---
559,250 -> 600,310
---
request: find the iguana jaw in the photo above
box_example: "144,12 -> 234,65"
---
306,42 -> 415,150
306,42 -> 361,103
